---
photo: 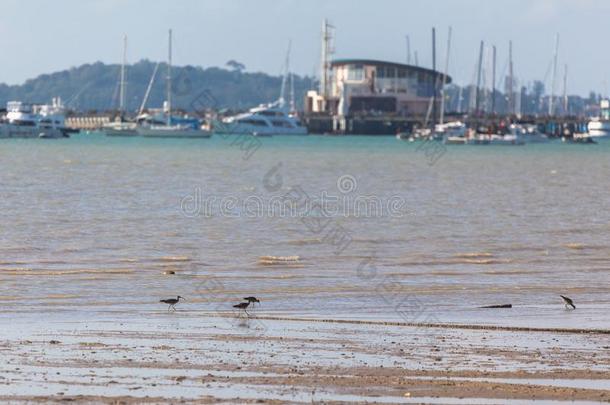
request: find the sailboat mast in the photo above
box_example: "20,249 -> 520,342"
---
491,45 -> 496,115
508,40 -> 514,115
139,62 -> 160,115
440,26 -> 452,125
549,33 -> 559,116
167,28 -> 172,126
475,40 -> 484,115
289,72 -> 296,114
431,27 -> 437,128
562,64 -> 568,115
119,34 -> 127,115
280,40 -> 292,107
320,19 -> 328,99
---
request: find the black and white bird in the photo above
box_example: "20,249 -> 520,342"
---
160,296 -> 185,312
233,301 -> 251,316
560,295 -> 576,310
243,296 -> 260,306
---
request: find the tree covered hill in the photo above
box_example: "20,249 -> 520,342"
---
0,60 -> 315,112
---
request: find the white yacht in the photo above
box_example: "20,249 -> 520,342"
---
516,124 -> 549,143
587,99 -> 610,138
218,101 -> 307,136
444,124 -> 525,146
218,42 -> 306,136
0,98 -> 67,139
468,126 -> 525,145
137,29 -> 212,139
438,121 -> 467,144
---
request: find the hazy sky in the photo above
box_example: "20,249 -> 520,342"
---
0,0 -> 608,95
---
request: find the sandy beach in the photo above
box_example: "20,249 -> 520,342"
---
1,311 -> 609,404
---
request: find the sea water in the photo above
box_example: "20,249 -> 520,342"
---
0,133 -> 608,329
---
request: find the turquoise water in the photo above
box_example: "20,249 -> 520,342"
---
0,133 -> 609,329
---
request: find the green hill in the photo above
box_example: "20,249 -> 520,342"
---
0,60 -> 315,112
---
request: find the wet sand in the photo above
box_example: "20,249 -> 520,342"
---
1,312 -> 608,403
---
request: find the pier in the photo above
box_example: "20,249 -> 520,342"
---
303,113 -> 590,136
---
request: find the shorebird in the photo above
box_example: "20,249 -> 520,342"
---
243,296 -> 260,306
560,295 -> 576,310
233,301 -> 250,316
160,296 -> 185,312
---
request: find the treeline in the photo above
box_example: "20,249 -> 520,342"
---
0,60 -> 315,112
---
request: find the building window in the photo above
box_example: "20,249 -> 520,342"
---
349,96 -> 397,114
347,64 -> 364,81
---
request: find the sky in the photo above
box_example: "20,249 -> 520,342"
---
0,0 -> 608,96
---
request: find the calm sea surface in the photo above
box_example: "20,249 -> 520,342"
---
1,133 -> 609,329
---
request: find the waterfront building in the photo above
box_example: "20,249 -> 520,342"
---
306,59 -> 450,116
305,59 -> 450,133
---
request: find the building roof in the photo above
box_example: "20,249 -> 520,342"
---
330,58 -> 452,84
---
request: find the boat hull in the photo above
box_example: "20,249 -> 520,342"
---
587,120 -> 610,138
215,122 -> 307,136
103,123 -> 139,137
0,125 -> 64,139
137,127 -> 212,138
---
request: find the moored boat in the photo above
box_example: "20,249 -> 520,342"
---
103,121 -> 138,136
587,99 -> 610,138
137,29 -> 212,139
0,98 -> 67,139
563,133 -> 597,144
218,102 -> 306,136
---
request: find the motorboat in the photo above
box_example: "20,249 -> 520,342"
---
218,101 -> 307,136
517,124 -> 549,143
587,99 -> 610,138
218,42 -> 306,136
469,124 -> 525,146
0,98 -> 67,139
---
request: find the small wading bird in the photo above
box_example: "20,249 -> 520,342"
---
160,296 -> 185,312
243,296 -> 260,306
560,295 -> 576,310
233,301 -> 251,316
